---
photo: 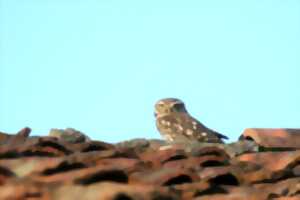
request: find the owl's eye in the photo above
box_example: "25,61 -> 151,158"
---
173,103 -> 184,111
157,103 -> 165,107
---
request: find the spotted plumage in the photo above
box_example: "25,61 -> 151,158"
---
154,98 -> 228,143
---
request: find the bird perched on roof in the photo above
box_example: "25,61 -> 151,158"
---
154,98 -> 228,143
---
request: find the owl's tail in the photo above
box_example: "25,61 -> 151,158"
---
212,129 -> 229,140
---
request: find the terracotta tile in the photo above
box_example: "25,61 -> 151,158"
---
0,132 -> 11,145
0,137 -> 72,159
162,155 -> 228,169
199,162 -> 287,185
240,128 -> 300,148
195,186 -> 269,200
173,181 -> 212,199
254,177 -> 300,198
0,127 -> 31,146
67,140 -> 115,153
272,196 -> 300,200
139,148 -> 186,168
190,146 -> 230,159
50,182 -> 179,200
130,165 -> 199,186
236,151 -> 300,172
31,159 -> 142,185
1,128 -> 300,199
198,166 -> 240,186
0,166 -> 15,185
0,180 -> 51,200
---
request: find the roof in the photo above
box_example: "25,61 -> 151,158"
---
1,127 -> 300,200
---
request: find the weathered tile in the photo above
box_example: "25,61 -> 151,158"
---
240,128 -> 300,149
236,151 -> 300,172
0,127 -> 300,199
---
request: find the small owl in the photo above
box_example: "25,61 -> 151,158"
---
154,98 -> 228,143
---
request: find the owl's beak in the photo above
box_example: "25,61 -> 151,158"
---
154,112 -> 157,117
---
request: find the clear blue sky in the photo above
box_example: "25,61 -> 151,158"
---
1,1 -> 300,142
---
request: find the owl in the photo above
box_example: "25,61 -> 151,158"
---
154,98 -> 228,143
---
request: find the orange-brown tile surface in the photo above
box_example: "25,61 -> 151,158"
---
1,127 -> 300,200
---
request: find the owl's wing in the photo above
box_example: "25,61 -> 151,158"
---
156,114 -> 193,143
176,113 -> 228,142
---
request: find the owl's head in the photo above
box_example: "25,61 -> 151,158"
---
154,98 -> 187,117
